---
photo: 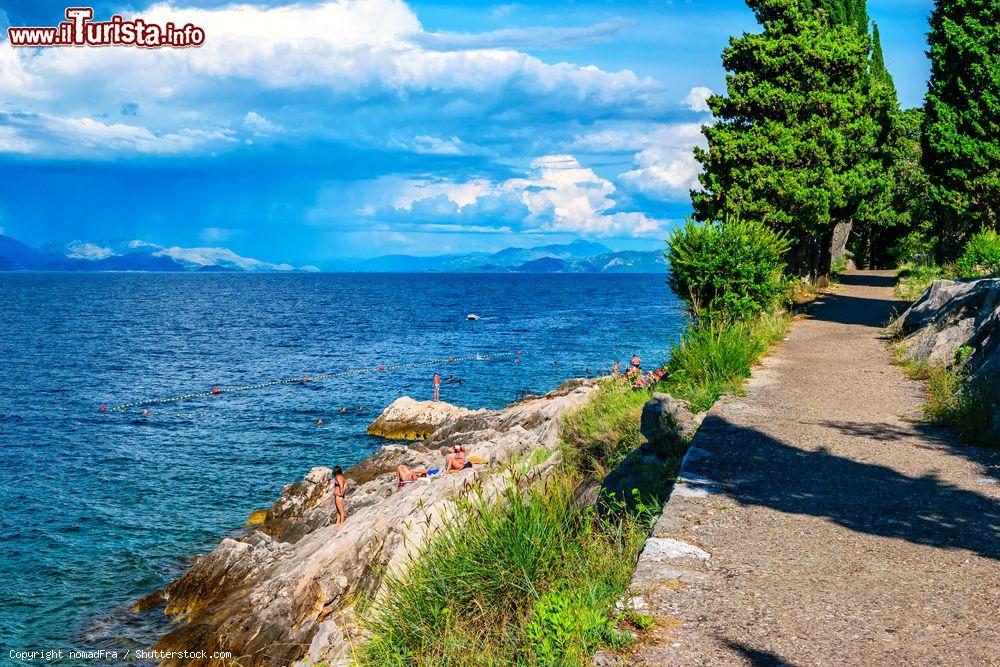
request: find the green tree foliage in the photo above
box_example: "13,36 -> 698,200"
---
667,218 -> 791,321
814,0 -> 868,34
819,3 -> 917,268
870,22 -> 897,99
691,0 -> 878,280
956,228 -> 1000,278
922,0 -> 1000,255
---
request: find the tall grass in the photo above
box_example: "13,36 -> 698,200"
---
662,312 -> 790,412
911,362 -> 996,447
895,261 -> 955,302
561,382 -> 654,476
359,474 -> 655,666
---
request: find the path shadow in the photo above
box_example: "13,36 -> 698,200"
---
815,419 -> 1000,484
718,637 -> 795,667
688,415 -> 1000,561
837,272 -> 897,289
802,292 -> 903,328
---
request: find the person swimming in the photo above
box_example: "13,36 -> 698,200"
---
339,407 -> 347,414
316,418 -> 324,426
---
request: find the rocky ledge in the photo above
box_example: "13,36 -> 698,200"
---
135,378 -> 597,666
365,395 -> 482,440
895,277 -> 1000,438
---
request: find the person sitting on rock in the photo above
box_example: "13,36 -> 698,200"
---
445,445 -> 470,472
445,445 -> 473,472
396,464 -> 427,487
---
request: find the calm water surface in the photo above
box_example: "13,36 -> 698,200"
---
0,272 -> 685,662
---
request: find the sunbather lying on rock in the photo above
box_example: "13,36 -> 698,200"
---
396,465 -> 428,487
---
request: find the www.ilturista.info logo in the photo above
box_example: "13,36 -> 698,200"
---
7,7 -> 205,48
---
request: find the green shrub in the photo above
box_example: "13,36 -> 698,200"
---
830,254 -> 850,278
956,228 -> 1000,278
523,586 -> 615,666
890,230 -> 938,266
666,218 -> 791,321
662,312 -> 790,412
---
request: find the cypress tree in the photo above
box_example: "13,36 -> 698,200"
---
692,0 -> 878,282
922,0 -> 999,256
871,23 -> 896,99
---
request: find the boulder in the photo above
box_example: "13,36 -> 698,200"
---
259,466 -> 333,541
897,279 -> 1000,366
139,381 -> 598,666
640,392 -> 704,459
366,396 -> 481,440
602,393 -> 704,510
896,278 -> 1000,444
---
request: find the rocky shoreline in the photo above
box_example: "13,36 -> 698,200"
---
134,379 -> 598,666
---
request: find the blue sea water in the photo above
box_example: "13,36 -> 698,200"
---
0,272 -> 685,662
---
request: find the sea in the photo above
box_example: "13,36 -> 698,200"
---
0,272 -> 686,663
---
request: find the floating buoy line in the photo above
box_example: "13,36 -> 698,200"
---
99,351 -> 522,413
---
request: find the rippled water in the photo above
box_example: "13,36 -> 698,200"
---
0,272 -> 685,661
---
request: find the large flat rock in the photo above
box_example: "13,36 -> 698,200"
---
366,395 -> 481,440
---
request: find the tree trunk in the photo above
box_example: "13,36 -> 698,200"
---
815,227 -> 836,288
830,221 -> 853,267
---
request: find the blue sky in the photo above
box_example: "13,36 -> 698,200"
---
0,0 -> 934,265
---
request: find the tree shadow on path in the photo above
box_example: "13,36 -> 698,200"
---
689,416 -> 1000,561
717,637 -> 795,667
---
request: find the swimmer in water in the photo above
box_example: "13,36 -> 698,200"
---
141,408 -> 149,418
339,407 -> 347,414
357,405 -> 364,412
316,418 -> 324,426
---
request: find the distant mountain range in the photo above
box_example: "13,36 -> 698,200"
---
0,235 -> 318,273
329,240 -> 667,273
0,235 -> 666,274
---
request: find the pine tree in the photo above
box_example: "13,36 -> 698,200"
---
922,0 -> 999,256
692,0 -> 878,281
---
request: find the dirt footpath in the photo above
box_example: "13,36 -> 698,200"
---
614,271 -> 1000,666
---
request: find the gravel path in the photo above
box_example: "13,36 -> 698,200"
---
615,271 -> 1000,666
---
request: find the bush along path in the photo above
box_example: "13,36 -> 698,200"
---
602,271 -> 1000,666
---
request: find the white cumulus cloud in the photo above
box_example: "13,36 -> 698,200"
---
682,85 -> 713,113
0,0 -> 662,158
386,154 -> 668,236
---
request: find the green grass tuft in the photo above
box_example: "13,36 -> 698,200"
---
900,357 -> 997,448
661,312 -> 790,412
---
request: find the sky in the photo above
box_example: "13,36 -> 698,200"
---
0,0 -> 935,265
